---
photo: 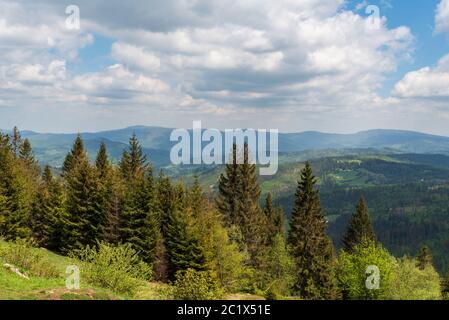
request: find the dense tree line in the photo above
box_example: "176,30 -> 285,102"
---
0,127 -> 446,299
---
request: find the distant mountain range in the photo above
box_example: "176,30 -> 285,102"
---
4,126 -> 449,168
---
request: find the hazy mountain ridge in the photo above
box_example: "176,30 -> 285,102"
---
4,126 -> 449,167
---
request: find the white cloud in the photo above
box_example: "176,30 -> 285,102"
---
391,1 -> 449,101
10,60 -> 67,85
111,43 -> 161,72
71,64 -> 169,97
0,0 -> 424,133
436,0 -> 449,35
393,54 -> 449,99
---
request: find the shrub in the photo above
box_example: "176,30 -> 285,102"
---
260,234 -> 295,298
209,225 -> 251,293
173,268 -> 223,300
388,257 -> 441,300
0,239 -> 59,278
337,241 -> 397,300
72,242 -> 153,295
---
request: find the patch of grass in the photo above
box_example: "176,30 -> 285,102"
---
0,239 -> 60,278
0,266 -> 64,300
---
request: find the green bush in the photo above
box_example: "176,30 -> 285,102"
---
337,241 -> 397,300
173,268 -> 223,300
388,257 -> 441,300
261,234 -> 295,298
0,239 -> 59,278
209,225 -> 251,293
73,242 -> 153,295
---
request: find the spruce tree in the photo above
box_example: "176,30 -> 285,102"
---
119,135 -> 158,264
0,134 -> 13,237
417,245 -> 433,270
42,165 -> 53,185
0,131 -> 35,240
45,169 -> 66,251
63,156 -> 104,252
342,196 -> 376,252
216,143 -> 240,225
18,138 -> 40,183
119,133 -> 148,181
155,172 -> 176,281
288,162 -> 339,299
263,193 -> 285,244
19,139 -> 35,164
103,168 -> 123,245
95,142 -> 110,179
11,126 -> 22,157
237,143 -> 265,264
30,170 -> 52,246
30,166 -> 64,249
62,134 -> 86,176
165,181 -> 206,278
95,143 -> 117,243
188,176 -> 207,218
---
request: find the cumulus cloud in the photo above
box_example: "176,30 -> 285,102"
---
436,0 -> 449,35
101,1 -> 412,112
392,0 -> 449,101
393,54 -> 449,99
111,43 -> 161,73
0,0 -> 423,132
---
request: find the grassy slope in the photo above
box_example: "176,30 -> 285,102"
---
0,241 -> 170,300
0,241 -> 264,300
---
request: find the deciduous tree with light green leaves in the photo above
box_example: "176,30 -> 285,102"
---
389,257 -> 441,300
337,241 -> 397,300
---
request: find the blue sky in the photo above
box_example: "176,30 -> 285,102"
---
1,0 -> 449,134
372,0 -> 449,95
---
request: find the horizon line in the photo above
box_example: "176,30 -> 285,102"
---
1,125 -> 449,139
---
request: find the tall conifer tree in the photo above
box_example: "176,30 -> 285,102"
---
11,126 -> 22,157
62,134 -> 87,176
95,142 -> 118,244
263,193 -> 285,244
288,162 -> 339,299
119,135 -> 158,264
30,167 -> 52,246
342,196 -> 376,252
237,143 -> 265,264
216,143 -> 240,225
62,138 -> 104,252
30,166 -> 65,250
165,181 -> 206,278
0,130 -> 35,239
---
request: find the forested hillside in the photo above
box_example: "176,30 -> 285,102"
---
1,127 -> 448,300
183,152 -> 449,273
